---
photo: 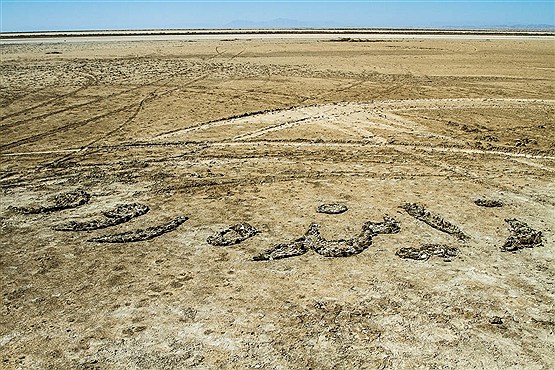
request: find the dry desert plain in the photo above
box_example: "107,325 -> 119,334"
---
1,33 -> 554,369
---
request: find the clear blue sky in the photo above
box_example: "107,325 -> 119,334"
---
1,1 -> 554,32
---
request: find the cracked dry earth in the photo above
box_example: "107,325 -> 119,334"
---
1,36 -> 554,369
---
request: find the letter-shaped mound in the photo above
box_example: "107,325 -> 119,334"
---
316,204 -> 348,214
10,190 -> 91,214
88,216 -> 188,243
501,218 -> 543,252
396,244 -> 458,261
401,202 -> 469,241
54,203 -> 150,231
253,215 -> 400,261
207,223 -> 259,246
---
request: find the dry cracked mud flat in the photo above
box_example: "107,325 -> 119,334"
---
1,36 -> 554,369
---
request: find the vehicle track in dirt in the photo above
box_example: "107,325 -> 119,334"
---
0,75 -> 168,131
0,72 -> 99,123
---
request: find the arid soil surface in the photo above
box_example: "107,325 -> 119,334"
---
1,36 -> 554,369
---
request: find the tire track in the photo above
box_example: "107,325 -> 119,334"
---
0,100 -> 146,151
0,75 -> 169,130
231,117 -> 313,141
28,45 -> 239,158
391,144 -> 555,206
5,139 -> 553,161
300,79 -> 367,104
39,73 -> 211,166
1,72 -> 98,122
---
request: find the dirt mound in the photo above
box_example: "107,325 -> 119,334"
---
253,216 -> 400,260
9,190 -> 90,214
501,218 -> 543,252
474,199 -> 503,207
207,223 -> 259,246
54,203 -> 149,231
396,244 -> 459,261
316,204 -> 348,214
401,203 -> 469,241
88,216 -> 188,243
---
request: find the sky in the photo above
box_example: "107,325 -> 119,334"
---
1,1 -> 554,32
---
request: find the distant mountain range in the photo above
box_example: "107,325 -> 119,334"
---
224,18 -> 554,30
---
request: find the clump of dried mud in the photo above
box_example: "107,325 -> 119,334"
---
254,216 -> 400,260
88,215 -> 188,243
9,190 -> 90,214
54,203 -> 149,231
396,244 -> 459,261
402,202 -> 469,241
207,222 -> 258,246
316,203 -> 348,214
474,198 -> 503,207
501,218 -> 543,252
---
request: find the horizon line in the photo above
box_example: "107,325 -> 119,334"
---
3,26 -> 555,35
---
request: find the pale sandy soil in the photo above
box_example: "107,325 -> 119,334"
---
1,36 -> 554,369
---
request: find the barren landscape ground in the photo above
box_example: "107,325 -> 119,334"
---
1,35 -> 554,369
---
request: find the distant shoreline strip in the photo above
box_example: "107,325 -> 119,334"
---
2,29 -> 554,40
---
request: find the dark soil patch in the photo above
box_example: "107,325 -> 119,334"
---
317,204 -> 348,214
401,203 -> 469,241
396,244 -> 458,261
54,203 -> 149,231
207,223 -> 259,246
88,216 -> 188,243
10,190 -> 90,214
254,216 -> 400,260
501,218 -> 543,252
